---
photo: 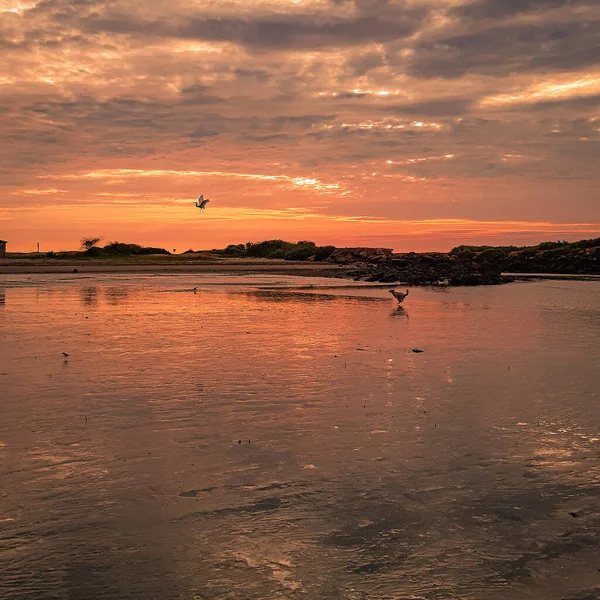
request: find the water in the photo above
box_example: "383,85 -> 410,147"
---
1,274 -> 599,600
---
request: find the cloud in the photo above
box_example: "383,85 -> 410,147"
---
80,1 -> 428,50
387,98 -> 474,117
405,19 -> 600,79
0,0 -> 599,250
449,0 -> 596,21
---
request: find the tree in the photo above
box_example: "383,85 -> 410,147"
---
80,236 -> 102,251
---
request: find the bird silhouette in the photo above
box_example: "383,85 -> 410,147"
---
195,195 -> 210,211
389,288 -> 409,304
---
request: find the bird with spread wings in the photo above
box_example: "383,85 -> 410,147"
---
389,288 -> 409,304
195,194 -> 210,211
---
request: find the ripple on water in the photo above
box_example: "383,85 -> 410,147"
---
0,276 -> 599,599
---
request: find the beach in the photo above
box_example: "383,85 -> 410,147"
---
1,273 -> 600,599
0,256 -> 350,277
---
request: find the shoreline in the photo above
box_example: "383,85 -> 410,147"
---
503,273 -> 600,281
1,259 -> 599,282
0,258 -> 351,278
2,238 -> 598,283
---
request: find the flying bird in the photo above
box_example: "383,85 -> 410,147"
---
195,194 -> 210,211
389,288 -> 409,304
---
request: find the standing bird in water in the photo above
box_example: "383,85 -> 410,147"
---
195,195 -> 210,211
389,288 -> 409,304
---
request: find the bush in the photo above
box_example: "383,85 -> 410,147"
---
81,236 -> 102,251
223,244 -> 247,256
477,248 -> 507,263
284,241 -> 317,261
101,242 -> 170,255
245,240 -> 294,258
238,240 -> 337,261
570,237 -> 600,250
538,240 -> 569,251
269,248 -> 288,259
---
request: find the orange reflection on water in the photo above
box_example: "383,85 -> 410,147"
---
1,275 -> 600,600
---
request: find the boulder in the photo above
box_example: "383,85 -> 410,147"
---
328,247 -> 393,264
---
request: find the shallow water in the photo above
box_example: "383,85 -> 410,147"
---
1,274 -> 600,600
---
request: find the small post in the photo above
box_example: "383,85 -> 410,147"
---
37,242 -> 40,254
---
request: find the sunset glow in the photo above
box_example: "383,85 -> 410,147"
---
1,0 -> 598,251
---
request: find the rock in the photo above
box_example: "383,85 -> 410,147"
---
328,247 -> 394,264
336,241 -> 599,286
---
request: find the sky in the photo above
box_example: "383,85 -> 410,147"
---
0,0 -> 599,253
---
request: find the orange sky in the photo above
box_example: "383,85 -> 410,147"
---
1,0 -> 599,252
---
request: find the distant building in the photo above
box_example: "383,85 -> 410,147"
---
0,240 -> 6,258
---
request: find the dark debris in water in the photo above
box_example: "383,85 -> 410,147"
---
178,487 -> 217,497
561,589 -> 600,600
351,561 -> 387,574
177,496 -> 283,520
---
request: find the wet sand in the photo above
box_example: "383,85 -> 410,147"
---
505,273 -> 600,281
1,275 -> 600,599
3,258 -> 597,283
0,257 -> 350,277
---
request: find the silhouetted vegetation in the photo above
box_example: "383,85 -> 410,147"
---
6,237 -> 598,280
80,241 -> 171,256
223,243 -> 248,256
447,238 -> 600,276
80,236 -> 103,251
219,239 -> 336,261
538,240 -> 569,250
101,242 -> 170,255
569,237 -> 600,249
450,238 -> 600,255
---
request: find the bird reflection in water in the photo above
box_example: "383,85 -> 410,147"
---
391,306 -> 409,318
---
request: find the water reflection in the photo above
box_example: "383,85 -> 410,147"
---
104,286 -> 130,306
245,289 -> 387,303
0,289 -> 4,305
0,277 -> 599,600
80,286 -> 99,305
245,289 -> 338,302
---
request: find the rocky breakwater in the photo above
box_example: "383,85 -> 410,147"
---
476,246 -> 600,275
328,247 -> 395,264
329,248 -> 510,286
